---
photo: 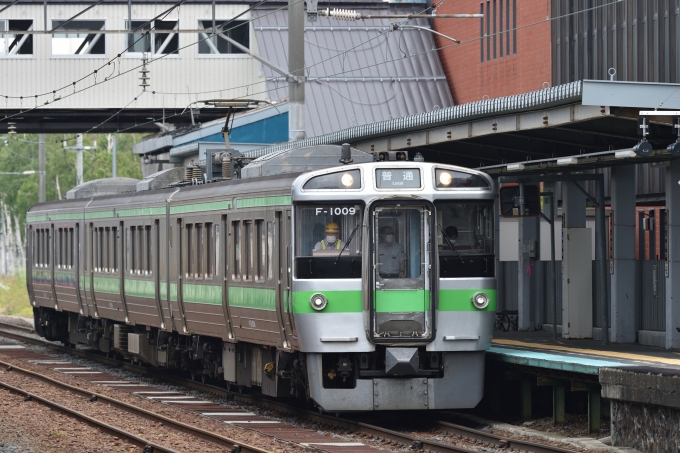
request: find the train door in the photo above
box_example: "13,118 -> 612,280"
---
50,224 -> 59,310
275,209 -> 296,348
152,219 -> 165,329
175,218 -> 188,332
26,225 -> 35,305
118,222 -> 130,323
88,223 -> 100,317
370,202 -> 435,342
74,223 -> 85,315
220,214 -> 235,340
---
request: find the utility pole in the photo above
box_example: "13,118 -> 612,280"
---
64,134 -> 96,186
38,133 -> 45,202
288,0 -> 305,141
112,135 -> 117,178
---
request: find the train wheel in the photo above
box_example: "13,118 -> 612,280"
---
201,374 -> 207,384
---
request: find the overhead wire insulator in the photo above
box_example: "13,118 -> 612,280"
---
322,8 -> 362,21
139,58 -> 150,90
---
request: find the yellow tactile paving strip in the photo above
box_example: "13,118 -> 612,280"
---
492,338 -> 680,367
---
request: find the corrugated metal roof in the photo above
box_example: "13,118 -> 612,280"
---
253,4 -> 453,138
244,81 -> 583,158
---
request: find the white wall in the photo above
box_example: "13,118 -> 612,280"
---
500,213 -> 598,261
0,4 -> 266,110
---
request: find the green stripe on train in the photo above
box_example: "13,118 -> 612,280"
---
228,286 -> 275,310
49,212 -> 83,221
438,289 -> 497,312
292,290 -> 362,314
182,283 -> 222,305
85,211 -> 115,219
125,279 -> 156,298
171,200 -> 232,214
27,213 -> 48,222
117,207 -> 166,217
375,290 -> 430,312
236,196 -> 291,208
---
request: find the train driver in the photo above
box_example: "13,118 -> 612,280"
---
378,226 -> 406,278
442,225 -> 458,247
313,222 -> 344,251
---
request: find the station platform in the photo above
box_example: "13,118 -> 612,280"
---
486,330 -> 680,452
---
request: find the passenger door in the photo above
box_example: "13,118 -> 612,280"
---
370,202 -> 434,342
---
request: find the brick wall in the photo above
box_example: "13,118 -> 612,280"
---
433,0 -> 552,105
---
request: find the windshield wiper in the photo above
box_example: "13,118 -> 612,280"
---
438,224 -> 464,264
335,224 -> 361,265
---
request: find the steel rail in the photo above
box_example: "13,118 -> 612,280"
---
0,328 -> 580,453
433,420 -> 580,453
0,358 -> 273,453
0,321 -> 35,334
0,378 -> 183,453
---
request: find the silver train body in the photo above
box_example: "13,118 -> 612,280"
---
26,159 -> 496,411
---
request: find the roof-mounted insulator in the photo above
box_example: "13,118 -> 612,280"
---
321,8 -> 362,21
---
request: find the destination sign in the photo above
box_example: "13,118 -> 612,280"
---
375,168 -> 421,189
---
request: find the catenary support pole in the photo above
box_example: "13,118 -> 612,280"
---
38,133 -> 45,202
596,174 -> 609,345
76,134 -> 83,186
112,135 -> 117,178
288,0 -> 305,141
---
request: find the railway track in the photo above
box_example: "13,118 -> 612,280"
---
0,326 -> 581,453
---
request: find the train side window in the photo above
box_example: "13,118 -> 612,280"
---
267,221 -> 274,280
138,226 -> 145,275
56,228 -> 61,268
100,227 -> 105,272
186,223 -> 194,278
93,227 -> 98,272
67,228 -> 73,269
196,223 -> 204,279
206,222 -> 214,278
244,221 -> 253,280
128,227 -> 137,274
255,220 -> 265,281
112,227 -> 118,272
145,225 -> 152,275
232,221 -> 241,279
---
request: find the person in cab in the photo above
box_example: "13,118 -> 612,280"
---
314,222 -> 344,251
378,226 -> 406,278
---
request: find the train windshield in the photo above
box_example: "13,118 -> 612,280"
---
434,200 -> 495,278
294,203 -> 364,279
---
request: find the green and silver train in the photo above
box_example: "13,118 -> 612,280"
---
26,147 -> 496,411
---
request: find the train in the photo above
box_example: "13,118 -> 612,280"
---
25,145 -> 497,411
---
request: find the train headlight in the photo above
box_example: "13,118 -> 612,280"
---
438,171 -> 453,187
471,292 -> 489,310
340,173 -> 354,187
310,293 -> 328,311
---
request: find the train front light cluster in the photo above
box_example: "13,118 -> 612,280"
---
438,171 -> 453,187
310,293 -> 328,311
340,172 -> 354,187
471,292 -> 489,310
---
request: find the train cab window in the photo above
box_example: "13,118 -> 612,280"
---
232,221 -> 241,279
294,203 -> 363,279
434,201 -> 495,278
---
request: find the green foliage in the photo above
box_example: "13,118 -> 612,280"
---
0,273 -> 32,318
0,133 -> 144,233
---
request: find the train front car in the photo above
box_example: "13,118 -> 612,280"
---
291,161 -> 496,411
